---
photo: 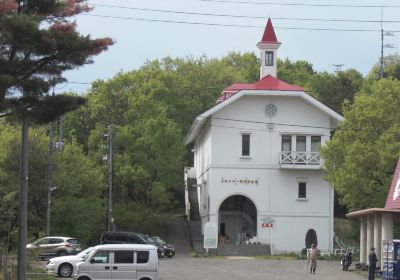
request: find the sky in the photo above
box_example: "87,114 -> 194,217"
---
59,0 -> 400,94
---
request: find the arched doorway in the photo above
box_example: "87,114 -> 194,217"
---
219,195 -> 257,244
305,229 -> 318,248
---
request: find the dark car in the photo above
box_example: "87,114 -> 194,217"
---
100,231 -> 165,258
151,236 -> 175,258
26,236 -> 81,260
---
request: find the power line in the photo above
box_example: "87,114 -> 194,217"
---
91,3 -> 400,24
191,0 -> 400,9
207,124 -> 400,142
82,14 -> 394,32
207,116 -> 400,134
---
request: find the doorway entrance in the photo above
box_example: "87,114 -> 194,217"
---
219,195 -> 257,244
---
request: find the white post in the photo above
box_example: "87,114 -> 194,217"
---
366,214 -> 374,265
382,213 -> 393,241
382,213 -> 393,269
374,213 -> 382,267
360,216 -> 367,263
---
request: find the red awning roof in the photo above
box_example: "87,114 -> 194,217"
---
217,75 -> 304,103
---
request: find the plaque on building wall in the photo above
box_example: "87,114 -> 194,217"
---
221,177 -> 259,186
260,215 -> 274,228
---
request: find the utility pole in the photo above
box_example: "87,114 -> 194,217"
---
45,88 -> 55,237
104,125 -> 113,231
380,9 -> 395,79
17,116 -> 28,280
381,28 -> 384,79
17,1 -> 28,278
45,117 -> 54,237
332,64 -> 344,73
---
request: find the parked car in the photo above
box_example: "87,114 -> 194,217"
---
100,231 -> 165,258
46,247 -> 93,277
73,244 -> 159,280
150,236 -> 175,258
27,236 -> 81,260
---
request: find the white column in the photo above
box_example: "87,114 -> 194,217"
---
366,214 -> 374,265
374,213 -> 382,267
360,216 -> 367,263
382,213 -> 393,269
382,213 -> 393,242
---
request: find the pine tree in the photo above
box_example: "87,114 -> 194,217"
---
0,0 -> 113,121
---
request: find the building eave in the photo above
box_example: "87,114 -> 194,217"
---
346,208 -> 400,218
185,89 -> 343,144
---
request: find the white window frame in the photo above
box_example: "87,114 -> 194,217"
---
296,177 -> 309,201
240,131 -> 252,158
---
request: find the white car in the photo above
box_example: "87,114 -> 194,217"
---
47,247 -> 93,277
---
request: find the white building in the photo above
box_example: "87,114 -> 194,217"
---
185,18 -> 343,253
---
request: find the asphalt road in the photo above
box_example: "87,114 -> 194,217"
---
158,257 -> 366,280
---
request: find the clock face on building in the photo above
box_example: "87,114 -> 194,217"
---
265,104 -> 277,117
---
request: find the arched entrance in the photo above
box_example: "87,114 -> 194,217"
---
305,229 -> 318,248
218,195 -> 257,244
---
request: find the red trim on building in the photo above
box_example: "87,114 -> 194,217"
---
216,75 -> 304,103
385,159 -> 400,209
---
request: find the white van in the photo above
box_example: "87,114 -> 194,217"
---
73,244 -> 159,280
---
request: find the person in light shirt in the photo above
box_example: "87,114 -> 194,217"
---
307,243 -> 318,274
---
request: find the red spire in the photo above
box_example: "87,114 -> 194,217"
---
260,18 -> 280,44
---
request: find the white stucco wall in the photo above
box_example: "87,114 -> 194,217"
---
193,93 -> 337,252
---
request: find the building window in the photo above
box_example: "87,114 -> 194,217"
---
298,182 -> 307,198
265,51 -> 273,66
311,136 -> 321,152
296,136 -> 306,152
282,135 -> 292,152
242,134 -> 250,156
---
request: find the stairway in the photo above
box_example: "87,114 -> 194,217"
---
188,184 -> 200,221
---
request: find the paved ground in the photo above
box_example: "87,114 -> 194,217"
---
158,257 -> 366,280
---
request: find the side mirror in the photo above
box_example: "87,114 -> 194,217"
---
90,259 -> 95,264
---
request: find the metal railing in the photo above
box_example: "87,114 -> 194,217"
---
279,151 -> 321,166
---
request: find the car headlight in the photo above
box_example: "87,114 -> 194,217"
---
164,245 -> 167,250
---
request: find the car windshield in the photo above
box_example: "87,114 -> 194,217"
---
67,239 -> 79,244
153,237 -> 167,245
76,247 -> 93,258
145,236 -> 157,244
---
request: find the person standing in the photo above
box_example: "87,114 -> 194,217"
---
368,247 -> 378,280
307,243 -> 318,274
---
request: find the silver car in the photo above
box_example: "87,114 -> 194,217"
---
27,236 -> 81,260
47,247 -> 93,277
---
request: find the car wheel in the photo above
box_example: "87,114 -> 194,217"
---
78,277 -> 90,280
57,251 -> 67,256
58,263 -> 73,278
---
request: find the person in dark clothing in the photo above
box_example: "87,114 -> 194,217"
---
368,247 -> 378,280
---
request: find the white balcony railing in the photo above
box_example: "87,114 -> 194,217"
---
279,151 -> 321,166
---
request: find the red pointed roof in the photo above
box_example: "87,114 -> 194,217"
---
259,18 -> 280,44
385,159 -> 400,209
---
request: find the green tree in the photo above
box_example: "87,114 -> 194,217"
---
368,53 -> 400,80
51,143 -> 105,245
309,69 -> 363,114
0,0 -> 112,119
277,58 -> 315,87
322,78 -> 400,211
